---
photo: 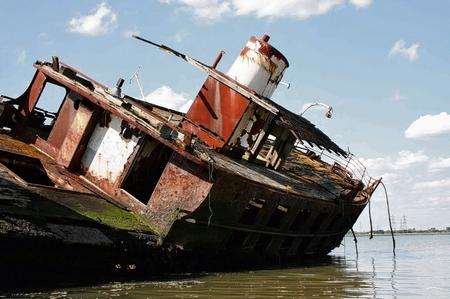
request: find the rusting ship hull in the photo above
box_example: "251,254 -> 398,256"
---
148,143 -> 378,258
164,154 -> 372,258
0,134 -> 375,288
0,34 -> 380,286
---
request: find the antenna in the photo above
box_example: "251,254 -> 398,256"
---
129,66 -> 145,100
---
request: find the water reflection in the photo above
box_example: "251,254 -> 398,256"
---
391,256 -> 398,293
9,234 -> 450,298
9,257 -> 377,298
370,257 -> 377,297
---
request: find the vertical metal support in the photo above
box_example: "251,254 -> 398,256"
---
56,104 -> 96,168
17,71 -> 47,118
52,56 -> 60,72
211,51 -> 225,69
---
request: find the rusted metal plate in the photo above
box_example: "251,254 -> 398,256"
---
183,76 -> 250,148
17,71 -> 47,118
56,103 -> 95,168
146,153 -> 212,235
34,136 -> 58,158
182,121 -> 225,149
47,92 -> 80,150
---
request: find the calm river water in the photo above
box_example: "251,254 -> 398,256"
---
8,234 -> 450,298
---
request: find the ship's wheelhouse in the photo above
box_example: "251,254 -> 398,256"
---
2,59 -> 189,211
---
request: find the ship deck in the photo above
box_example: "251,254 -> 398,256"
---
0,133 -> 157,236
194,145 -> 365,205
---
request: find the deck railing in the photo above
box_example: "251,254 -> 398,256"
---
292,140 -> 374,186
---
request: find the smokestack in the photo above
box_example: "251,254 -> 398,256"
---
226,34 -> 289,98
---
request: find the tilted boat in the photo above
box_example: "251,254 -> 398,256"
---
0,34 -> 380,277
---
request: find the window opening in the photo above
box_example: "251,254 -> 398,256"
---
121,137 -> 173,204
33,83 -> 67,139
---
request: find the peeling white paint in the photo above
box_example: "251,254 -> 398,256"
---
227,38 -> 288,98
81,115 -> 139,183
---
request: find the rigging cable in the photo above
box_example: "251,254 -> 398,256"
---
380,181 -> 396,256
368,199 -> 374,239
207,156 -> 214,226
350,228 -> 359,257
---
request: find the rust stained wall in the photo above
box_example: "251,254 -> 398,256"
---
47,92 -> 79,150
146,153 -> 213,235
183,76 -> 250,148
56,103 -> 96,168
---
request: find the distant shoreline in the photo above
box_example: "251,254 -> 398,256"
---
352,231 -> 450,237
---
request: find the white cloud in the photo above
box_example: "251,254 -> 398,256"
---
359,157 -> 387,173
231,0 -> 344,20
16,50 -> 26,65
160,0 -> 373,22
360,150 -> 428,175
68,2 -> 117,36
414,179 -> 450,190
349,0 -> 372,8
358,149 -> 450,230
172,30 -> 189,43
389,39 -> 420,61
356,149 -> 450,230
144,86 -> 193,113
429,157 -> 450,172
391,89 -> 406,101
427,195 -> 450,205
395,150 -> 429,168
379,172 -> 401,184
163,0 -> 231,23
405,112 -> 450,139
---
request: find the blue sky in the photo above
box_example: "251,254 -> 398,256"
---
1,0 -> 449,230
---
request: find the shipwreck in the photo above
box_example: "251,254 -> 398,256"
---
0,34 -> 380,282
